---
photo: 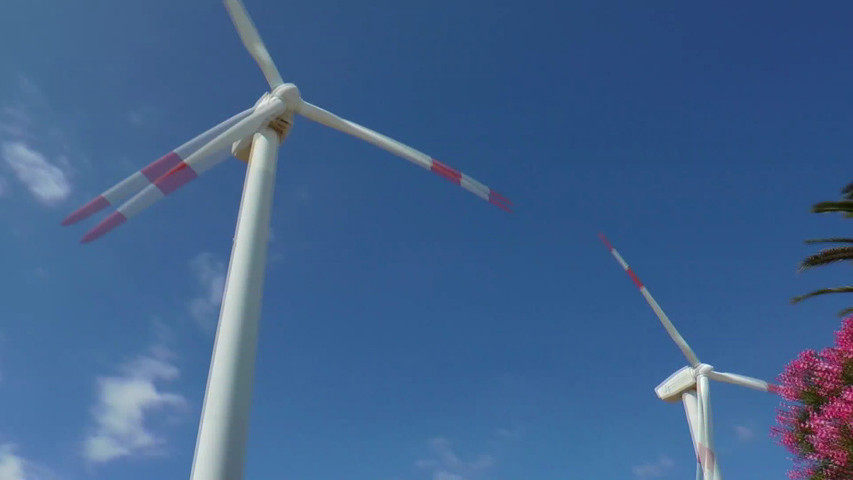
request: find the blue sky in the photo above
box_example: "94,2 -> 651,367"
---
1,0 -> 852,479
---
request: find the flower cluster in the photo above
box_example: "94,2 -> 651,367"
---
774,315 -> 853,480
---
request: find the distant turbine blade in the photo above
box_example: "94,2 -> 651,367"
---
62,107 -> 254,226
696,375 -> 720,480
297,101 -> 511,212
224,0 -> 283,89
81,98 -> 286,243
707,370 -> 777,393
598,233 -> 700,366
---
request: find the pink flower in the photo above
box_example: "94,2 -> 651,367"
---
833,317 -> 853,357
774,315 -> 853,480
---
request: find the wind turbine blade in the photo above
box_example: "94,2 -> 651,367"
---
707,370 -> 778,393
224,0 -> 283,89
598,233 -> 700,366
682,391 -> 701,461
683,391 -> 706,480
80,99 -> 286,243
62,107 -> 255,226
696,375 -> 721,480
297,101 -> 511,212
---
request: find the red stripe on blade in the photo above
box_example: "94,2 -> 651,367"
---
627,269 -> 644,288
488,193 -> 512,213
62,196 -> 110,226
141,152 -> 183,182
81,212 -> 127,243
597,233 -> 614,251
489,189 -> 512,205
155,163 -> 198,195
430,159 -> 462,185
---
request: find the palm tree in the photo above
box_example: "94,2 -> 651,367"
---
791,181 -> 853,316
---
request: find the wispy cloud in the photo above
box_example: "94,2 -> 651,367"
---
632,455 -> 674,480
734,424 -> 755,442
127,105 -> 162,129
0,76 -> 43,143
0,444 -> 56,480
2,142 -> 70,205
83,346 -> 186,464
0,74 -> 77,206
494,425 -> 523,440
188,253 -> 226,331
415,437 -> 494,480
0,106 -> 32,140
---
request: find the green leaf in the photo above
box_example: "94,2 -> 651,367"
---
792,286 -> 853,304
799,246 -> 853,271
812,201 -> 853,214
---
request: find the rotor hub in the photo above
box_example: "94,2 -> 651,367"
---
694,363 -> 714,376
271,83 -> 302,112
242,85 -> 298,147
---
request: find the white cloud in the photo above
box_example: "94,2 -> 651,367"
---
0,74 -> 84,206
83,348 -> 186,464
734,424 -> 755,442
0,445 -> 24,480
632,455 -> 674,480
416,438 -> 494,480
188,253 -> 227,331
0,444 -> 55,480
2,142 -> 70,205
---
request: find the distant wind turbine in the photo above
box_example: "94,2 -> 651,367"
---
599,233 -> 776,480
63,1 -> 511,479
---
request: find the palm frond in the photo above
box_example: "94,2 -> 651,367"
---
805,238 -> 853,245
837,307 -> 853,318
798,246 -> 853,271
812,201 -> 853,214
791,286 -> 853,304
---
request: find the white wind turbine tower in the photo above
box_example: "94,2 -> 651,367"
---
598,234 -> 776,480
63,1 -> 511,479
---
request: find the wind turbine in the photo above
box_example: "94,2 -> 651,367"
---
598,234 -> 776,480
63,1 -> 511,479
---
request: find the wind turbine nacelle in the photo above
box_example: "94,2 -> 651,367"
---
231,113 -> 294,162
655,366 -> 696,402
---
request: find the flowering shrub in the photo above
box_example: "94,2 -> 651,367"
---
774,315 -> 853,479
